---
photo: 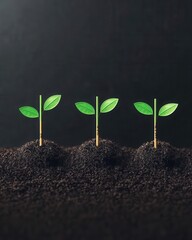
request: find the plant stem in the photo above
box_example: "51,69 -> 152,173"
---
154,98 -> 157,149
96,96 -> 99,147
39,95 -> 43,147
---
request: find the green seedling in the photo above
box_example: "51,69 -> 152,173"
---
134,98 -> 178,149
75,96 -> 119,147
19,95 -> 61,146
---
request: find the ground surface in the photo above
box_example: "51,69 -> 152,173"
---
0,139 -> 192,240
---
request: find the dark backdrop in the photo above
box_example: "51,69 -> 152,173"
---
0,0 -> 191,148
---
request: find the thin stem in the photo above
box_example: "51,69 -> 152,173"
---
96,96 -> 99,147
154,98 -> 157,149
39,95 -> 43,147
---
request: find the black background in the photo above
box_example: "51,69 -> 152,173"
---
0,0 -> 191,148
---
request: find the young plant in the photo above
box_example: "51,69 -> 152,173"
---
75,96 -> 119,147
134,98 -> 178,149
19,95 -> 61,146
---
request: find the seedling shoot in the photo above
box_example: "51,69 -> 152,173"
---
19,95 -> 61,146
75,96 -> 119,147
134,98 -> 178,149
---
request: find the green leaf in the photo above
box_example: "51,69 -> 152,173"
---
75,102 -> 95,115
158,103 -> 178,117
100,98 -> 119,113
134,102 -> 153,115
19,106 -> 39,118
44,95 -> 61,111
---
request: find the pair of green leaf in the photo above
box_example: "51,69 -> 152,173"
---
19,95 -> 61,118
75,98 -> 119,115
134,102 -> 178,117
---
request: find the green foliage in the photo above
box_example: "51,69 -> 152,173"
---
158,103 -> 178,117
100,98 -> 119,113
134,102 -> 153,115
19,95 -> 61,119
75,102 -> 95,115
134,101 -> 178,118
19,106 -> 39,118
75,98 -> 119,115
44,95 -> 61,111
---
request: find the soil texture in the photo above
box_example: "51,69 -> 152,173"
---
0,138 -> 192,240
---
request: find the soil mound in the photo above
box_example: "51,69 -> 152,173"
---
134,140 -> 183,170
18,139 -> 69,168
72,138 -> 123,169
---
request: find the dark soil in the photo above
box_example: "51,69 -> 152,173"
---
0,138 -> 192,240
18,139 -> 70,167
72,138 -> 123,168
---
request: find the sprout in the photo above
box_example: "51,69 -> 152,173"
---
19,95 -> 61,146
75,96 -> 119,147
134,98 -> 178,148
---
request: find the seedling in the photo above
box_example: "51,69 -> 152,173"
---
75,96 -> 119,147
19,95 -> 61,146
134,98 -> 178,149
